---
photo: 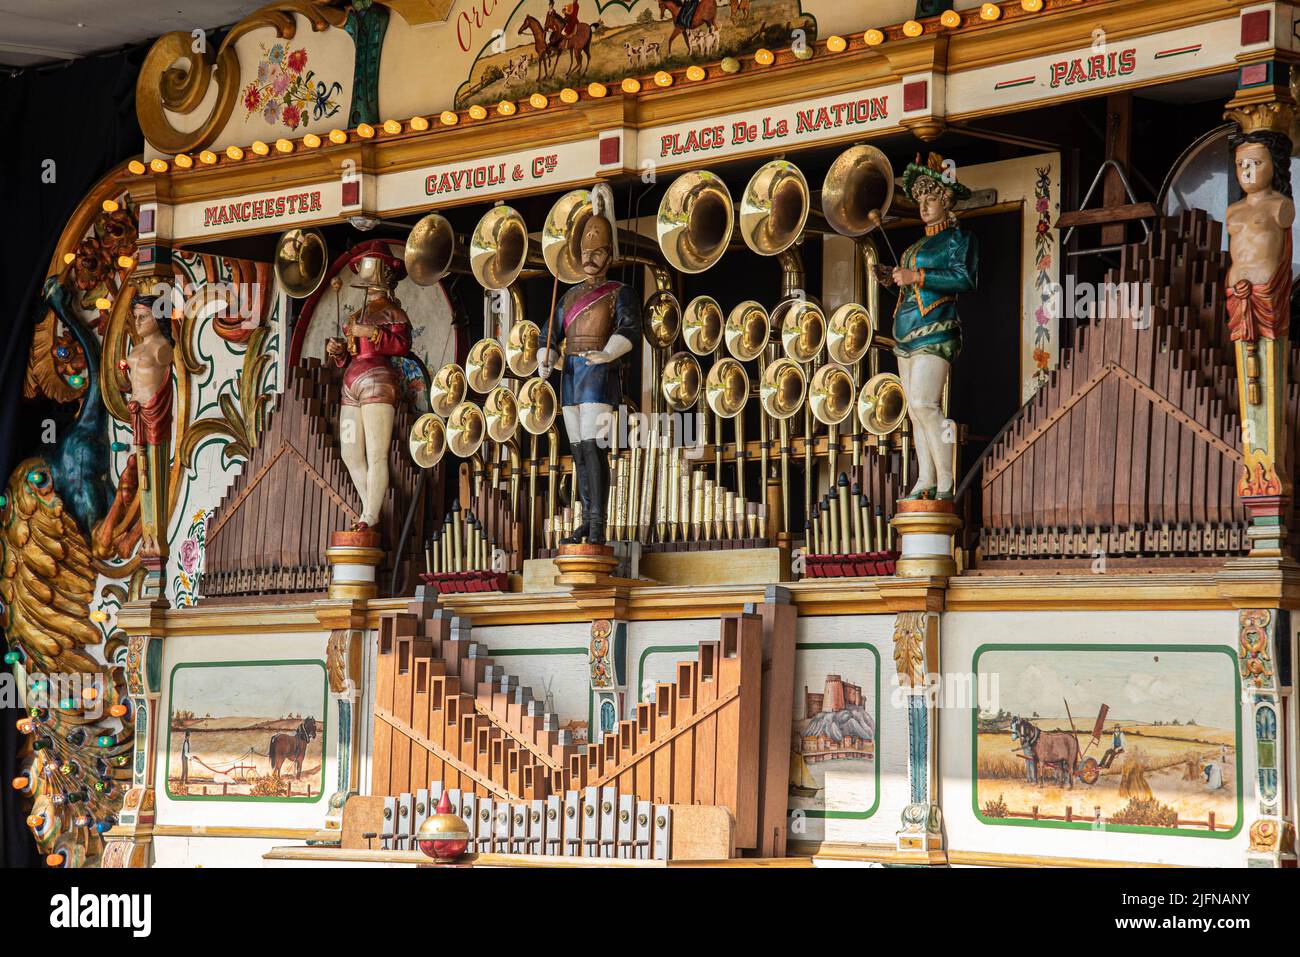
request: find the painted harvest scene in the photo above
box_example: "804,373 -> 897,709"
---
974,647 -> 1240,836
166,662 -> 326,801
455,0 -> 814,108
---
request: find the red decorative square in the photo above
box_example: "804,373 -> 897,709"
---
341,179 -> 360,207
903,80 -> 928,113
1241,10 -> 1270,45
1240,62 -> 1269,87
139,208 -> 155,234
599,135 -> 621,165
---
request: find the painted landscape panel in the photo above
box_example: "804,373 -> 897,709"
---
166,660 -> 326,802
973,645 -> 1240,837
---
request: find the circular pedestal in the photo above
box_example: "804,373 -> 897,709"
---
553,543 -> 619,587
325,530 -> 383,600
890,501 -> 962,578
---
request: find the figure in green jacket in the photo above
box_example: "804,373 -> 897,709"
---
887,152 -> 979,501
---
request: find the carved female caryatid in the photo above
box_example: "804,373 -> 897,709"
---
887,153 -> 979,502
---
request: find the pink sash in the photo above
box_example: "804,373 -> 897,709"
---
563,280 -> 621,330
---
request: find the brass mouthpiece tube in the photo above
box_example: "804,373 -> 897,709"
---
809,502 -> 821,554
546,427 -> 559,550
852,482 -> 864,554
827,486 -> 840,556
451,504 -> 463,573
691,469 -> 704,542
837,473 -> 852,555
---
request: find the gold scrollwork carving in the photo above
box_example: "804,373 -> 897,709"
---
893,610 -> 927,689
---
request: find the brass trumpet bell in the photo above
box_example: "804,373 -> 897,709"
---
740,160 -> 810,256
484,386 -> 519,443
776,299 -> 827,363
542,189 -> 592,283
466,337 -> 506,393
724,300 -> 770,362
506,319 -> 541,377
809,363 -> 855,426
429,363 -> 467,418
517,377 -> 558,435
273,228 -> 328,299
661,351 -> 703,412
471,205 -> 530,289
657,170 -> 734,274
644,290 -> 682,350
826,303 -> 874,365
705,357 -> 749,419
760,357 -> 807,420
446,400 -> 487,458
821,145 -> 895,238
858,372 -> 908,436
405,212 -> 458,286
408,413 -> 447,469
683,296 -> 724,356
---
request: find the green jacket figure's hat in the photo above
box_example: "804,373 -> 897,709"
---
902,152 -> 972,203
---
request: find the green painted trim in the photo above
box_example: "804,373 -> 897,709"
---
791,642 -> 880,821
970,643 -> 1243,840
165,659 -> 327,803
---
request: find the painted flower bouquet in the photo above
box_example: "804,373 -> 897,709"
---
241,42 -> 342,131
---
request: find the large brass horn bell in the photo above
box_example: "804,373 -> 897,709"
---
542,189 -> 592,284
724,301 -> 770,362
683,296 -> 724,356
706,357 -> 749,419
645,290 -> 683,350
809,363 -> 855,426
471,205 -> 530,289
826,303 -> 874,365
408,413 -> 447,469
740,159 -> 810,256
429,363 -> 467,418
484,386 -> 519,443
858,372 -> 908,435
506,320 -> 541,376
274,228 -> 328,299
661,351 -> 703,411
405,212 -> 459,286
760,357 -> 807,420
657,170 -> 734,274
776,299 -> 827,363
466,338 -> 506,393
446,401 -> 486,458
517,377 -> 558,435
821,145 -> 895,238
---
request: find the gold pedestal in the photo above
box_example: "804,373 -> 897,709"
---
553,543 -> 620,588
325,530 -> 384,600
890,501 -> 961,579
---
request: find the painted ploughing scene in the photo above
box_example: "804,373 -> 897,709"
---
456,0 -> 814,108
166,662 -> 326,800
975,648 -> 1239,835
789,651 -> 877,823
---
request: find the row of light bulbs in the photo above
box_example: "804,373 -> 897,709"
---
127,0 -> 1053,177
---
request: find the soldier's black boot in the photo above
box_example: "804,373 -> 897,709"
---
560,439 -> 590,544
585,440 -> 609,546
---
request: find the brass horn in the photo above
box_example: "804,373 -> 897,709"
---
810,363 -> 855,426
826,303 -> 874,366
645,290 -> 682,350
740,159 -> 810,256
858,372 -> 908,435
466,337 -> 506,393
683,296 -> 724,356
661,351 -> 703,412
484,386 -> 519,443
405,212 -> 460,286
657,170 -> 735,274
706,357 -> 749,419
517,377 -> 558,435
760,357 -> 807,420
542,189 -> 591,284
724,300 -> 770,362
273,228 -> 328,299
471,204 -> 531,289
429,363 -> 467,418
408,413 -> 447,469
776,299 -> 826,363
821,144 -> 895,238
506,319 -> 541,377
446,400 -> 487,458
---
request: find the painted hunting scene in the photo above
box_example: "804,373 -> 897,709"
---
974,648 -> 1240,835
455,0 -> 814,107
166,662 -> 326,800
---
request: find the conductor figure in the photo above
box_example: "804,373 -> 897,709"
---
537,184 -> 641,546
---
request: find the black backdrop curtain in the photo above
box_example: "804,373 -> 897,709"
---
0,52 -> 143,867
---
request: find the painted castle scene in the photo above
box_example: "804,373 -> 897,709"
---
789,653 -> 876,820
974,648 -> 1239,835
455,0 -> 814,107
166,662 -> 326,800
